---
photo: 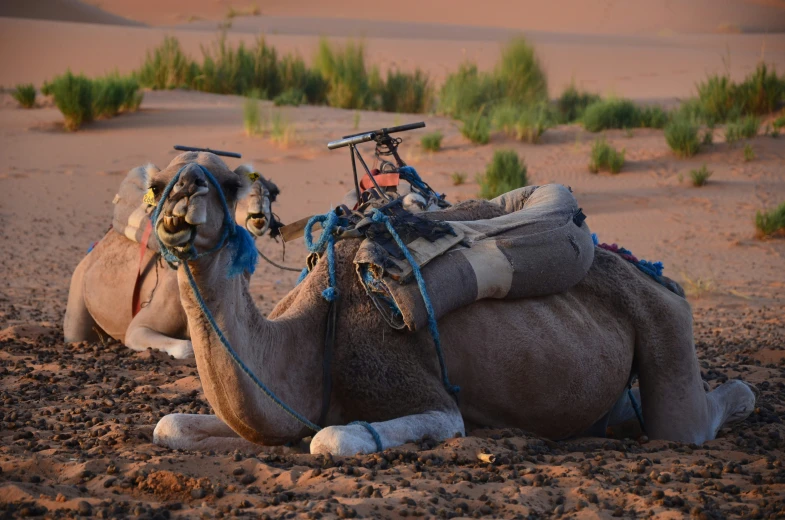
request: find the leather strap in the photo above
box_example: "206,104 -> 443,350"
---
360,173 -> 399,191
132,220 -> 153,317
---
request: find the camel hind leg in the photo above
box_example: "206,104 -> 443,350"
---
64,255 -> 101,342
635,294 -> 754,443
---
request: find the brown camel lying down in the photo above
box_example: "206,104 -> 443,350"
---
148,152 -> 755,456
63,161 -> 279,359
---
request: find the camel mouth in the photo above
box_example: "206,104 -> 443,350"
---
246,215 -> 268,237
156,218 -> 194,247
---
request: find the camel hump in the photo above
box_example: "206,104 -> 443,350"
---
111,165 -> 160,251
357,184 -> 595,331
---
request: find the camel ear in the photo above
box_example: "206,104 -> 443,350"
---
142,163 -> 160,190
232,163 -> 257,200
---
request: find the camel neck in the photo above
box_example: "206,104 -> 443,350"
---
177,248 -> 324,445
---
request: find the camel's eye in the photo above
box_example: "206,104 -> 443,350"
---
149,181 -> 165,196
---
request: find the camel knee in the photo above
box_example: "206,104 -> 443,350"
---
707,380 -> 756,437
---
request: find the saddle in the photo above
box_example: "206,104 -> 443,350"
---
353,183 -> 594,331
111,165 -> 159,252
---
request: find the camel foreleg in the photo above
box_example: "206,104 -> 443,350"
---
310,409 -> 465,456
125,323 -> 193,359
64,255 -> 101,343
153,413 -> 261,452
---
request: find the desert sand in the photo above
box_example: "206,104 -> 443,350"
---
1,0 -> 785,518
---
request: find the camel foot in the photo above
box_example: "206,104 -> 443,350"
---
154,413 -> 261,452
165,339 -> 194,359
708,380 -> 756,437
310,410 -> 464,457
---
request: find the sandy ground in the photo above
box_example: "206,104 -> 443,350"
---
1,1 -> 785,518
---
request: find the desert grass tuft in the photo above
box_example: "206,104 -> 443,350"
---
743,144 -> 756,162
495,37 -> 548,106
136,36 -> 198,90
755,202 -> 785,238
270,111 -> 297,147
379,69 -> 432,113
314,39 -> 372,109
588,137 -> 625,173
689,164 -> 712,186
13,84 -> 36,108
491,103 -> 553,143
420,131 -> 443,152
665,118 -> 700,157
45,71 -> 94,131
451,172 -> 467,186
243,89 -> 263,135
557,84 -> 600,123
437,62 -> 500,119
477,150 -> 528,199
273,88 -> 305,106
460,108 -> 491,144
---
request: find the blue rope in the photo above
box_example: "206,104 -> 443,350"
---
152,162 -> 317,433
370,209 -> 460,397
303,211 -> 340,301
627,385 -> 647,435
182,262 -> 321,432
296,267 -> 309,285
350,421 -> 384,452
398,166 -> 441,200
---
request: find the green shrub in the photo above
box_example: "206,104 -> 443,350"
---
12,84 -> 36,108
199,36 -> 279,96
696,74 -> 737,125
277,54 -> 327,104
273,88 -> 305,106
379,68 -> 431,113
582,98 -> 641,132
702,129 -> 713,146
460,109 -> 491,144
46,71 -> 94,131
437,62 -> 500,119
478,150 -> 528,199
737,63 -> 785,116
588,137 -> 625,173
315,39 -> 372,109
773,115 -> 785,130
420,131 -> 443,152
495,37 -> 548,106
743,144 -> 756,162
689,164 -> 712,186
557,84 -> 600,123
665,118 -> 700,157
738,115 -> 760,139
695,64 -> 785,124
136,36 -> 199,90
639,105 -> 669,128
451,172 -> 466,186
755,202 -> 785,238
491,102 -> 553,143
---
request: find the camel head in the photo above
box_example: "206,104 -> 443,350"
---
150,152 -> 258,275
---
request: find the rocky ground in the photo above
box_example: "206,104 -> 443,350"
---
1,296 -> 783,519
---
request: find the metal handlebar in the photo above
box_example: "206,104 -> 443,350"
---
174,145 -> 242,158
327,122 -> 425,150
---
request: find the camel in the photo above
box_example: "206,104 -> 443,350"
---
150,152 -> 755,456
63,161 -> 280,359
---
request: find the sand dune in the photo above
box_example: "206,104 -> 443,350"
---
1,16 -> 783,103
0,0 -> 142,26
92,0 -> 785,34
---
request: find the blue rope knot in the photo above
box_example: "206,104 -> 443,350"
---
369,209 -> 460,399
350,420 -> 384,452
303,211 -> 341,301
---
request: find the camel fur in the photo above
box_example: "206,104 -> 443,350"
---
149,152 -> 755,456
